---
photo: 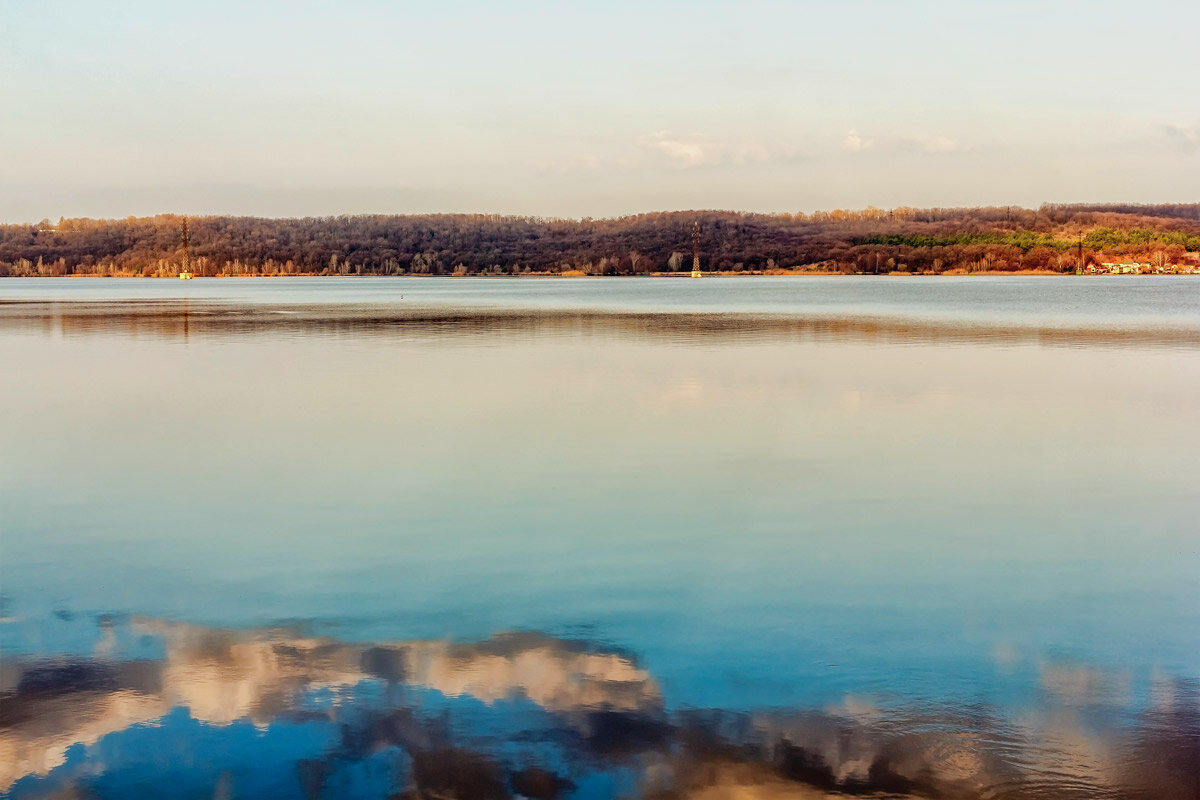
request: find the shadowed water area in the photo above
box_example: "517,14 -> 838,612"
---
1,277 -> 1198,799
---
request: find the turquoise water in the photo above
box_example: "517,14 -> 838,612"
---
2,278 -> 1198,799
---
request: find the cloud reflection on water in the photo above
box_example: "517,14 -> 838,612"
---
2,616 -> 1197,800
2,291 -> 1198,799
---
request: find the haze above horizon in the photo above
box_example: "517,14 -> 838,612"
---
3,0 -> 1198,223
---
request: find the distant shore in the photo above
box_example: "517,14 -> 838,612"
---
4,206 -> 1198,278
4,269 -> 1194,279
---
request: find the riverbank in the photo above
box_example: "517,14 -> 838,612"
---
5,268 -> 1195,279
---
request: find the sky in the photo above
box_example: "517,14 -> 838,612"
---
1,0 -> 1198,221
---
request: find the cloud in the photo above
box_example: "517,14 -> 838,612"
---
904,134 -> 959,154
1162,122 -> 1200,151
843,128 -> 873,152
844,128 -> 960,155
639,131 -> 724,167
534,134 -> 800,174
637,132 -> 796,168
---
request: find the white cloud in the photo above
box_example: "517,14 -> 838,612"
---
638,132 -> 799,168
844,128 -> 959,155
639,131 -> 724,167
843,128 -> 873,152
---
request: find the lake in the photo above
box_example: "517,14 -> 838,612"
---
1,277 -> 1198,800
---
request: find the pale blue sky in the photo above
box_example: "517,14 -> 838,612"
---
1,0 -> 1197,221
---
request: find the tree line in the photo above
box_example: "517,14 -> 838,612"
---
2,204 -> 1198,277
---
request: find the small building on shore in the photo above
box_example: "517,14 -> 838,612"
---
1099,262 -> 1143,274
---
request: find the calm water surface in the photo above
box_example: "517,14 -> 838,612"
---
1,278 -> 1198,799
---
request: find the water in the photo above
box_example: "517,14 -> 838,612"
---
2,277 -> 1198,799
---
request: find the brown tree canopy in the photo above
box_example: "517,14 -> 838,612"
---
2,204 -> 1198,277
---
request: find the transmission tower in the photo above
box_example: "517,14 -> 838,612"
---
178,216 -> 194,279
181,217 -> 191,273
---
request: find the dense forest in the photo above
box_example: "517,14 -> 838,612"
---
2,203 -> 1199,277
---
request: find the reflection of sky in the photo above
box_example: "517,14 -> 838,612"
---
3,305 -> 1197,702
2,284 -> 1199,797
4,276 -> 1200,332
4,616 -> 1198,800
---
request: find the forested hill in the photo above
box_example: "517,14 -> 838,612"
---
3,203 -> 1199,277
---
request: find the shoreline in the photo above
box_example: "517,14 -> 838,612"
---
3,270 -> 1195,280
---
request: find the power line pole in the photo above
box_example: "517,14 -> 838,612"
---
178,216 -> 195,279
182,217 -> 191,273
